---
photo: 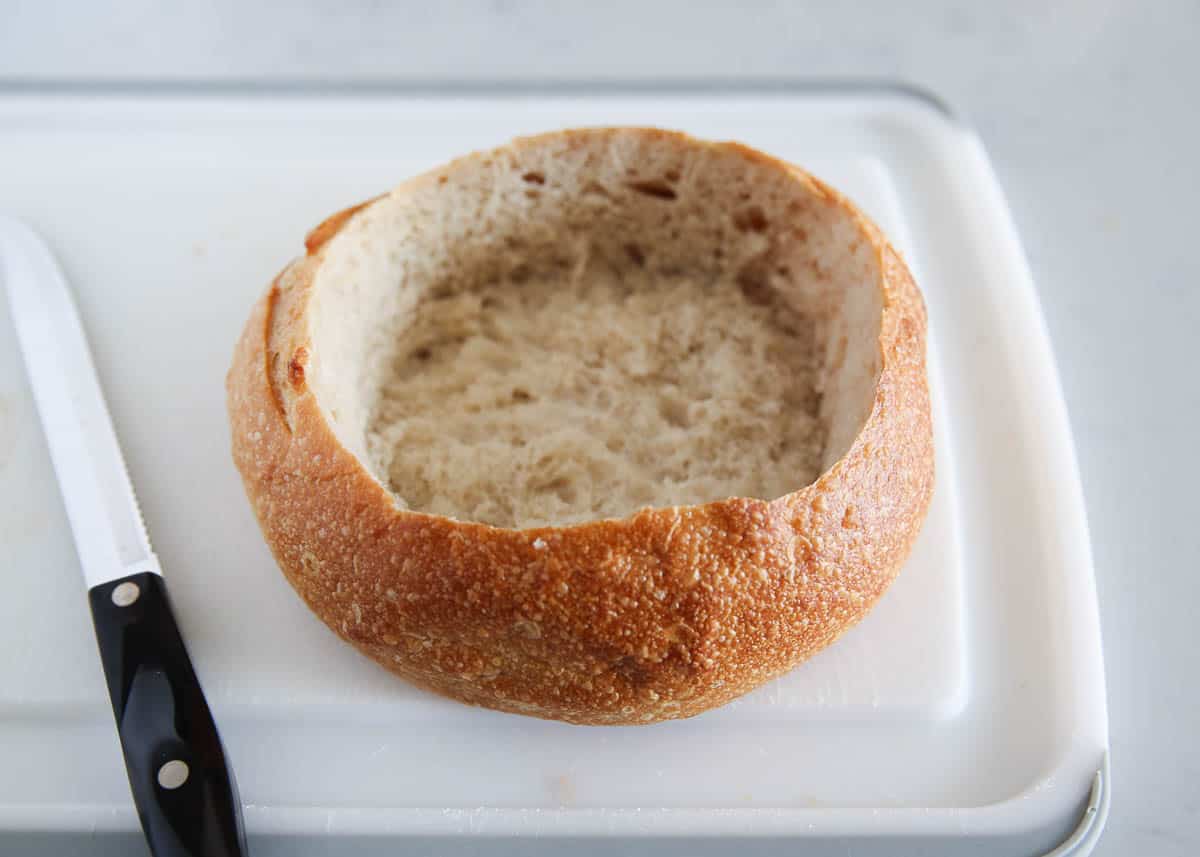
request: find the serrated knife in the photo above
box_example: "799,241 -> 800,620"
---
0,217 -> 247,857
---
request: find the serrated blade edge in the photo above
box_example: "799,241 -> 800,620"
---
1,217 -> 159,588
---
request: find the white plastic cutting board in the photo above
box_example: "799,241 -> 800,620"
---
0,87 -> 1107,855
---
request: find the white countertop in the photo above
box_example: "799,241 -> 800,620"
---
2,2 -> 1197,854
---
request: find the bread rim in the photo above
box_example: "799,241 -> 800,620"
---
226,127 -> 934,725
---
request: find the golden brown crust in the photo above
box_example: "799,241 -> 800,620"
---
226,128 -> 934,725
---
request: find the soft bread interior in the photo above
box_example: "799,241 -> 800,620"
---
307,131 -> 883,529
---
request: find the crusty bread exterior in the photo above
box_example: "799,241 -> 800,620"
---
226,128 -> 933,725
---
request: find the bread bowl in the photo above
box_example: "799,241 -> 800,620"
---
226,127 -> 933,725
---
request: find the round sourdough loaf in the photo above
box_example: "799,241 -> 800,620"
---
226,128 -> 933,725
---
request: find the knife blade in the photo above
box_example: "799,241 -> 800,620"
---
0,217 -> 248,857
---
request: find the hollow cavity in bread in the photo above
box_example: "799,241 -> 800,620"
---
367,261 -> 826,528
305,131 -> 888,531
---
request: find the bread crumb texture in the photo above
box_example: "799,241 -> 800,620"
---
227,128 -> 934,725
370,266 -> 824,528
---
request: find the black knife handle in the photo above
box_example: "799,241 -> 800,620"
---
88,572 -> 248,857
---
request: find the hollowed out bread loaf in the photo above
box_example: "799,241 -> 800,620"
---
226,128 -> 934,725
